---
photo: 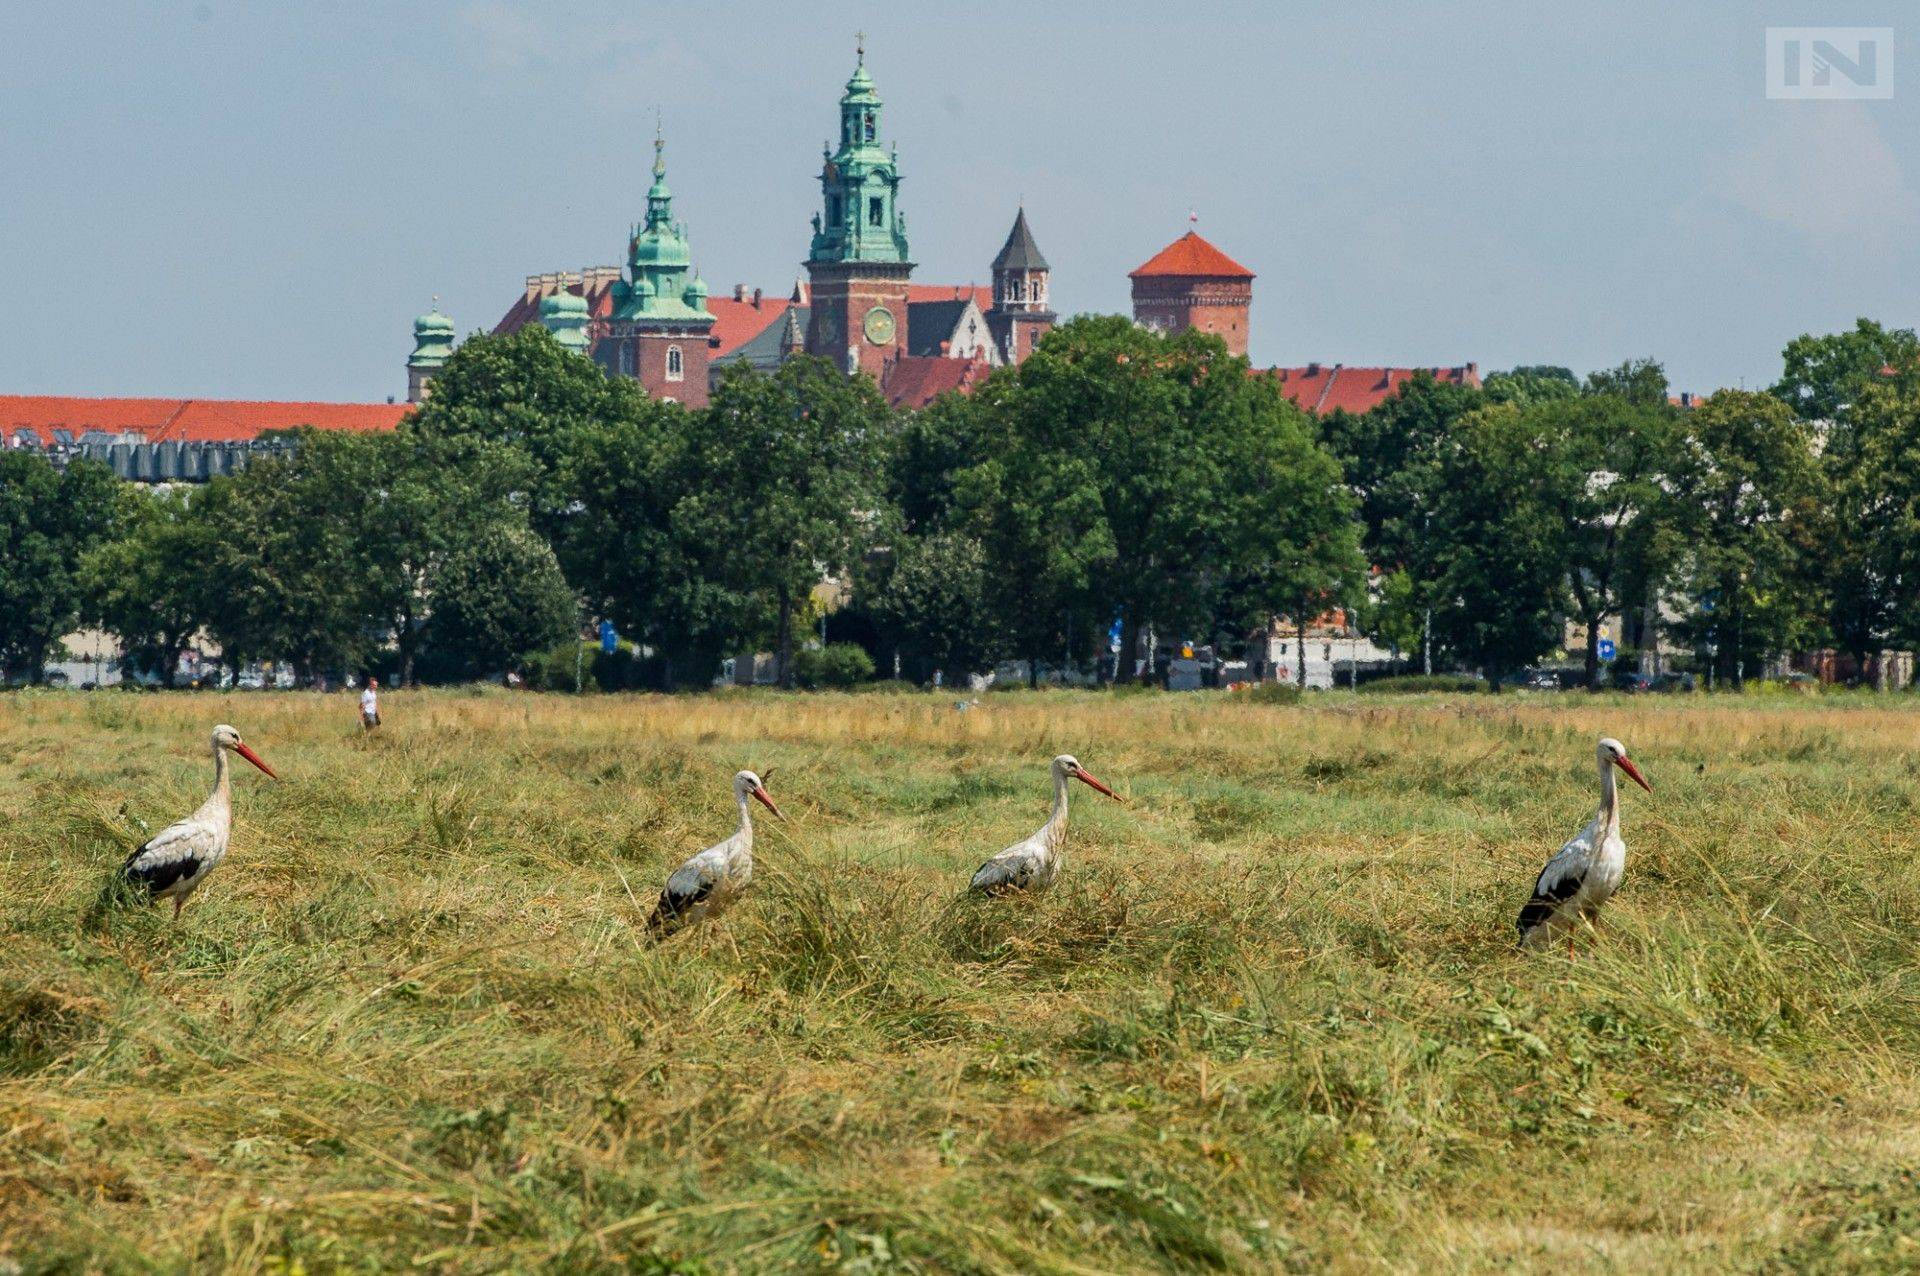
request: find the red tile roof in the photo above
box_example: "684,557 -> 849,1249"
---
1130,231 -> 1255,280
0,395 -> 408,446
905,284 -> 993,310
705,296 -> 790,357
882,355 -> 994,410
1265,364 -> 1480,415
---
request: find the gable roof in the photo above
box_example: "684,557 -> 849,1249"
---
706,295 -> 791,357
1265,364 -> 1480,415
882,355 -> 993,410
1130,230 -> 1255,280
0,395 -> 408,446
992,208 -> 1049,272
905,283 -> 993,310
905,298 -> 985,357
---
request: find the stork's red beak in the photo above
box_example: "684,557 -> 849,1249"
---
234,742 -> 278,780
1072,767 -> 1121,802
1614,756 -> 1651,793
753,785 -> 784,820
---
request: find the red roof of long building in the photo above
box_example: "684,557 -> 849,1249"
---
905,284 -> 993,310
1265,364 -> 1480,415
0,395 -> 409,446
882,355 -> 994,410
1130,231 -> 1255,280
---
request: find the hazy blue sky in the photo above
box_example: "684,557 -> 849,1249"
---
2,2 -> 1914,401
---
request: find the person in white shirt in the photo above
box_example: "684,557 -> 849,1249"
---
360,678 -> 380,731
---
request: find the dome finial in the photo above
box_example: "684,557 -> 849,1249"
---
653,112 -> 665,178
856,29 -> 865,64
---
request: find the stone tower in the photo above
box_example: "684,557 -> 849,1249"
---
987,207 -> 1055,364
805,40 -> 913,380
598,127 -> 714,406
406,300 -> 454,403
1129,229 -> 1255,357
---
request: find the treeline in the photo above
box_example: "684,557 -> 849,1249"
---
3,315 -> 1917,690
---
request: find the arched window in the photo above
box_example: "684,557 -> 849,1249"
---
618,343 -> 635,376
666,345 -> 684,381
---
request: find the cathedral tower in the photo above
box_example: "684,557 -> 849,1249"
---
599,127 -> 714,406
987,206 -> 1055,364
406,300 -> 454,403
804,39 -> 913,380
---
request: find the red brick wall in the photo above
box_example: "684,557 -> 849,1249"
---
807,265 -> 911,380
1130,276 -> 1253,356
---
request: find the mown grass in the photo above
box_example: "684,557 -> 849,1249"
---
4,687 -> 1920,1272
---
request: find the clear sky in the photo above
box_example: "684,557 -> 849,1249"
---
2,2 -> 1914,402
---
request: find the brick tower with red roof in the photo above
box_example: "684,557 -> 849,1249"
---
1129,229 -> 1255,356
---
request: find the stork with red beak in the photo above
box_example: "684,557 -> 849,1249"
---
1517,736 -> 1652,952
121,724 -> 278,918
648,769 -> 783,936
969,754 -> 1122,895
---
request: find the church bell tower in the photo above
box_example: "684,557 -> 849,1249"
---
804,37 -> 913,381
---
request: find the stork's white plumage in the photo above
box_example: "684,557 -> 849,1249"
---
968,754 -> 1121,895
648,769 -> 782,936
121,724 -> 278,918
1516,736 -> 1652,953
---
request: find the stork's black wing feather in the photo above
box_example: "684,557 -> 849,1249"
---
123,848 -> 201,896
1516,872 -> 1584,939
647,878 -> 716,935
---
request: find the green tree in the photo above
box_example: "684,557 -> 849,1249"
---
1484,365 -> 1580,408
0,453 -> 120,682
425,521 -> 577,681
82,486 -> 211,686
359,430 -> 537,685
1584,358 -> 1671,406
1530,396 -> 1678,685
559,404 -> 749,688
407,327 -> 651,538
195,430 -> 382,683
1775,318 -> 1920,427
1661,391 -> 1827,687
1816,373 -> 1920,678
864,530 -> 1002,682
681,358 -> 890,687
1422,404 -> 1575,685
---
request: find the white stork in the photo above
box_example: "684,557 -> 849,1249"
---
969,754 -> 1121,896
1517,736 -> 1652,953
121,724 -> 278,918
647,769 -> 782,936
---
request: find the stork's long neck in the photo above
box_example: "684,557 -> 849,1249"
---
735,788 -> 755,850
1596,755 -> 1620,831
1048,769 -> 1072,835
204,743 -> 232,819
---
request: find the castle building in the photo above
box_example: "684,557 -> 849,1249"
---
1129,229 -> 1255,356
478,46 -> 1051,409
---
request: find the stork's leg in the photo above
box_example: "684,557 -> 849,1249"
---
172,895 -> 183,920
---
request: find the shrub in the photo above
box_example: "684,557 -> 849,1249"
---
793,643 -> 875,689
1358,673 -> 1487,695
1242,681 -> 1303,705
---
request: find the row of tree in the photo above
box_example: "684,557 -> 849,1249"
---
2,315 -> 1916,690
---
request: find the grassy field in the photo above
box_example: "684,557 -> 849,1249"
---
5,688 -> 1920,1273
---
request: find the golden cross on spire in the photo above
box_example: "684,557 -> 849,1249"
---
856,30 -> 865,61
652,111 -> 665,177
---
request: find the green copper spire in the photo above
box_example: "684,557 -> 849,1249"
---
540,283 -> 591,354
808,38 -> 910,265
612,121 -> 707,322
408,297 -> 454,369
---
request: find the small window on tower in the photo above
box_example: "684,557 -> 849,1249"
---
828,195 -> 842,226
868,196 -> 883,227
666,345 -> 684,382
618,343 -> 635,376
863,112 -> 875,142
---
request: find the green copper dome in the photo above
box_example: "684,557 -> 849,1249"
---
409,301 -> 455,368
682,272 -> 708,306
610,127 -> 711,324
540,287 -> 591,355
809,44 -> 911,266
